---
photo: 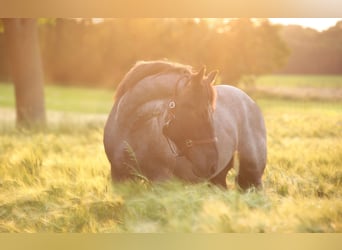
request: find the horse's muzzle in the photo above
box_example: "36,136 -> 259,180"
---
192,161 -> 217,179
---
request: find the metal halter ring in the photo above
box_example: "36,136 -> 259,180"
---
185,139 -> 193,148
169,101 -> 176,109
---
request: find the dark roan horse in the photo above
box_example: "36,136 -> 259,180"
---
104,60 -> 267,189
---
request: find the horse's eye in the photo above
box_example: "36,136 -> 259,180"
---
168,101 -> 176,109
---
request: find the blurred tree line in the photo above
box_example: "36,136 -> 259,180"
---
0,18 -> 289,88
279,21 -> 342,74
0,18 -> 341,89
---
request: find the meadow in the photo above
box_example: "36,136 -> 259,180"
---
0,75 -> 341,232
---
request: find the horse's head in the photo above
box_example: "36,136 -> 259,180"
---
163,66 -> 219,178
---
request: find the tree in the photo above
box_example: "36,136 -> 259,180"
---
279,21 -> 342,74
2,18 -> 46,128
219,18 -> 289,84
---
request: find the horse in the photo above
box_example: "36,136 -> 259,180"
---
103,60 -> 267,189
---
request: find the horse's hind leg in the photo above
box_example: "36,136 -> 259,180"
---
236,136 -> 266,190
210,156 -> 234,188
236,159 -> 262,190
236,151 -> 266,190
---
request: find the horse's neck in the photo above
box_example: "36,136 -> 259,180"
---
116,72 -> 184,119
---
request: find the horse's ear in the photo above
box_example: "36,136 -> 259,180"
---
193,66 -> 206,82
205,70 -> 218,85
190,66 -> 206,91
198,66 -> 206,78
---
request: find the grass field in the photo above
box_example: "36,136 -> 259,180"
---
255,75 -> 342,88
0,75 -> 341,232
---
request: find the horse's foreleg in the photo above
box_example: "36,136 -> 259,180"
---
210,156 -> 234,188
111,164 -> 130,182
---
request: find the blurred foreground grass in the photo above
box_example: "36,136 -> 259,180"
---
0,75 -> 341,232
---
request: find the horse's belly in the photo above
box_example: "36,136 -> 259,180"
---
213,118 -> 238,176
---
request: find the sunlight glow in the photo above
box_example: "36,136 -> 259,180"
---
268,18 -> 342,31
87,18 -> 341,31
90,18 -> 341,31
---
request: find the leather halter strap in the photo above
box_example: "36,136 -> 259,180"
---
184,137 -> 218,148
165,132 -> 218,157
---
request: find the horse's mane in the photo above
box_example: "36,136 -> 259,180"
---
115,60 -> 193,102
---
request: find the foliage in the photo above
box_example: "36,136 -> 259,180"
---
216,19 -> 289,83
2,19 -> 342,87
0,18 -> 290,87
279,21 -> 342,74
0,76 -> 341,232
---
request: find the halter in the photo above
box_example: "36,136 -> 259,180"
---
163,74 -> 218,157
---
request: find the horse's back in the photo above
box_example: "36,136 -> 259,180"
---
215,84 -> 266,139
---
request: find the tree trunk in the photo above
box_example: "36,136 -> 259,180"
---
3,18 -> 46,128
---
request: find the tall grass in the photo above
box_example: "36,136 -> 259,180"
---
0,77 -> 341,232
